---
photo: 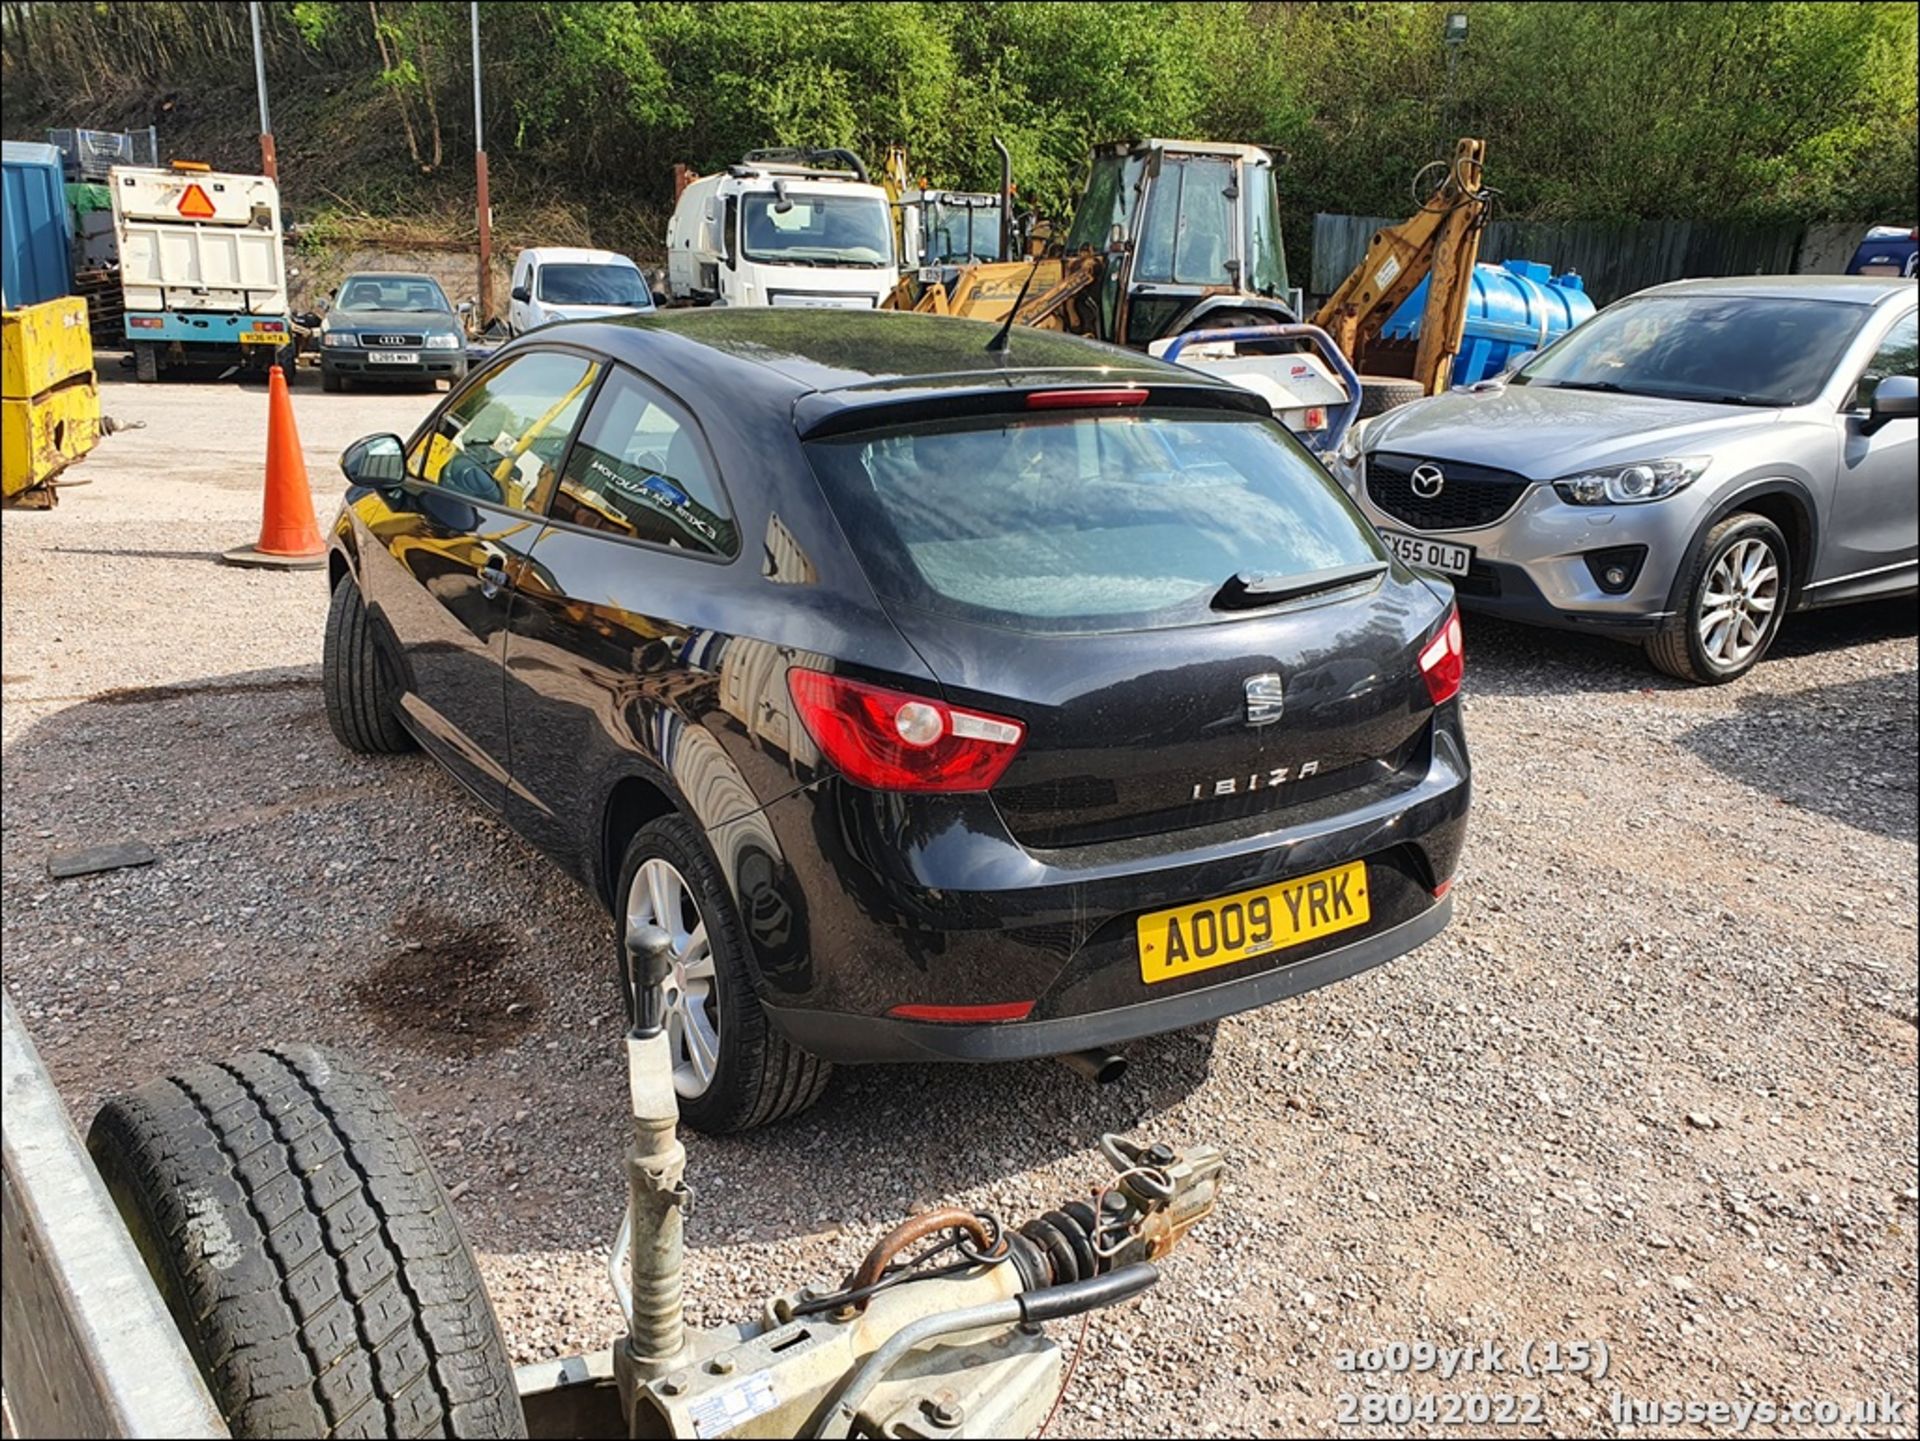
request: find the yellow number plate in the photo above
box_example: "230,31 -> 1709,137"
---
238,330 -> 286,345
1137,860 -> 1370,984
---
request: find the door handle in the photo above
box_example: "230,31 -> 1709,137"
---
478,562 -> 513,597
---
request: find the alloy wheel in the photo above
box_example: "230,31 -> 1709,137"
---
1697,536 -> 1779,670
626,857 -> 720,1098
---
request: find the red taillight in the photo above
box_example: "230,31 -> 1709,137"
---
889,1000 -> 1035,1024
1023,387 -> 1149,410
1418,605 -> 1464,705
787,670 -> 1026,792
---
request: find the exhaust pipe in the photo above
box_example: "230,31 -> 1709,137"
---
993,135 -> 1013,262
1057,1048 -> 1127,1085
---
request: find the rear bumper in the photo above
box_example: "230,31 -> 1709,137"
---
731,708 -> 1470,1060
765,895 -> 1451,1062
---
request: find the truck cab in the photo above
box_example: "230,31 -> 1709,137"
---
508,246 -> 655,334
665,149 -> 896,310
898,189 -> 1005,270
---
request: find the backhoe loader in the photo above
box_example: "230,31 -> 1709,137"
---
889,137 -> 1493,427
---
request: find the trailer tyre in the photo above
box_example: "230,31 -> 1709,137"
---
324,577 -> 416,755
86,1046 -> 526,1440
135,342 -> 159,384
1356,375 -> 1426,418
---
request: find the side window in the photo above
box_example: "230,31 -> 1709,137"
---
1853,311 -> 1918,409
408,350 -> 599,512
552,367 -> 738,558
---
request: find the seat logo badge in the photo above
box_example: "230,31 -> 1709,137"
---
1411,463 -> 1447,499
1244,673 -> 1285,727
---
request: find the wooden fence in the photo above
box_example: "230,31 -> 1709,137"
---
1309,214 -> 1872,307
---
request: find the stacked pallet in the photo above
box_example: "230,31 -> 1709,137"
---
72,266 -> 124,348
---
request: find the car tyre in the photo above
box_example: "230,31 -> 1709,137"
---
87,1046 -> 526,1440
1647,511 -> 1790,684
321,367 -> 344,393
323,577 -> 415,754
615,814 -> 831,1134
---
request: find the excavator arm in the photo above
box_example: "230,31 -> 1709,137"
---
1312,138 -> 1490,396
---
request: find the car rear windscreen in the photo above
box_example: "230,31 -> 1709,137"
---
805,410 -> 1383,634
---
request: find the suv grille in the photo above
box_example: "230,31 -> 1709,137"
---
1367,453 -> 1531,531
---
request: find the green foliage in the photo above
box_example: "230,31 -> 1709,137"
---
4,0 -> 1914,258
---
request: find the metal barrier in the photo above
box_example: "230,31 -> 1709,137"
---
1,990 -> 228,1439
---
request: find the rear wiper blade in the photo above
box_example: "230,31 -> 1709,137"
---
1210,561 -> 1388,611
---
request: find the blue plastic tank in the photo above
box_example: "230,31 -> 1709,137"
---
2,141 -> 75,310
1380,258 -> 1595,386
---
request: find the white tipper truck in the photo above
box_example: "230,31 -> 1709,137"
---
665,148 -> 896,310
111,162 -> 292,381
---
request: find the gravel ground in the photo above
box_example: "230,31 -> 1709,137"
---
4,371 -> 1916,1437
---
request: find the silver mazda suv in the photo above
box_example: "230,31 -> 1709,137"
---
1332,275 -> 1917,682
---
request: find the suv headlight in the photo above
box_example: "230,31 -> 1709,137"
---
425,333 -> 464,350
321,329 -> 352,348
1553,457 -> 1708,505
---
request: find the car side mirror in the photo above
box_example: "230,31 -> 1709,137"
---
510,284 -> 531,303
1864,373 -> 1919,433
458,299 -> 475,316
341,433 -> 407,489
651,289 -> 668,308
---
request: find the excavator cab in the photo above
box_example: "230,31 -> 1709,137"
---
1063,140 -> 1293,346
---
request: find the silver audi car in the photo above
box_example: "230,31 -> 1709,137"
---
1332,275 -> 1917,682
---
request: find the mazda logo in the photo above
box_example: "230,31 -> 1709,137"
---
1244,673 -> 1285,727
1410,463 -> 1446,499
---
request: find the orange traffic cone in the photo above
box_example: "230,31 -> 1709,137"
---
222,364 -> 327,569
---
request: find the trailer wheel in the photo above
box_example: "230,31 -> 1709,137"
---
1356,375 -> 1427,418
134,342 -> 159,384
87,1046 -> 526,1440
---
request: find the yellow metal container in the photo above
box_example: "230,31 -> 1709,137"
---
2,386 -> 100,501
3,295 -> 95,400
3,296 -> 102,504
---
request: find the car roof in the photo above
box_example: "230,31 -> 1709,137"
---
1634,274 -> 1916,306
536,308 -> 1263,437
520,246 -> 638,267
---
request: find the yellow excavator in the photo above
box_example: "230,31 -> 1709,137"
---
887,137 -> 1493,434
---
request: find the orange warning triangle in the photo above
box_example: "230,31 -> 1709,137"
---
177,183 -> 216,220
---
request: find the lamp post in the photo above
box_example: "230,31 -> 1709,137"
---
1442,10 -> 1469,151
249,2 -> 277,181
472,1 -> 493,322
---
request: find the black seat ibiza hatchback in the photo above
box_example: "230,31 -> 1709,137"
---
324,309 -> 1470,1131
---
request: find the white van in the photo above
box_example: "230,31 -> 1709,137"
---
665,149 -> 896,309
507,247 -> 656,333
